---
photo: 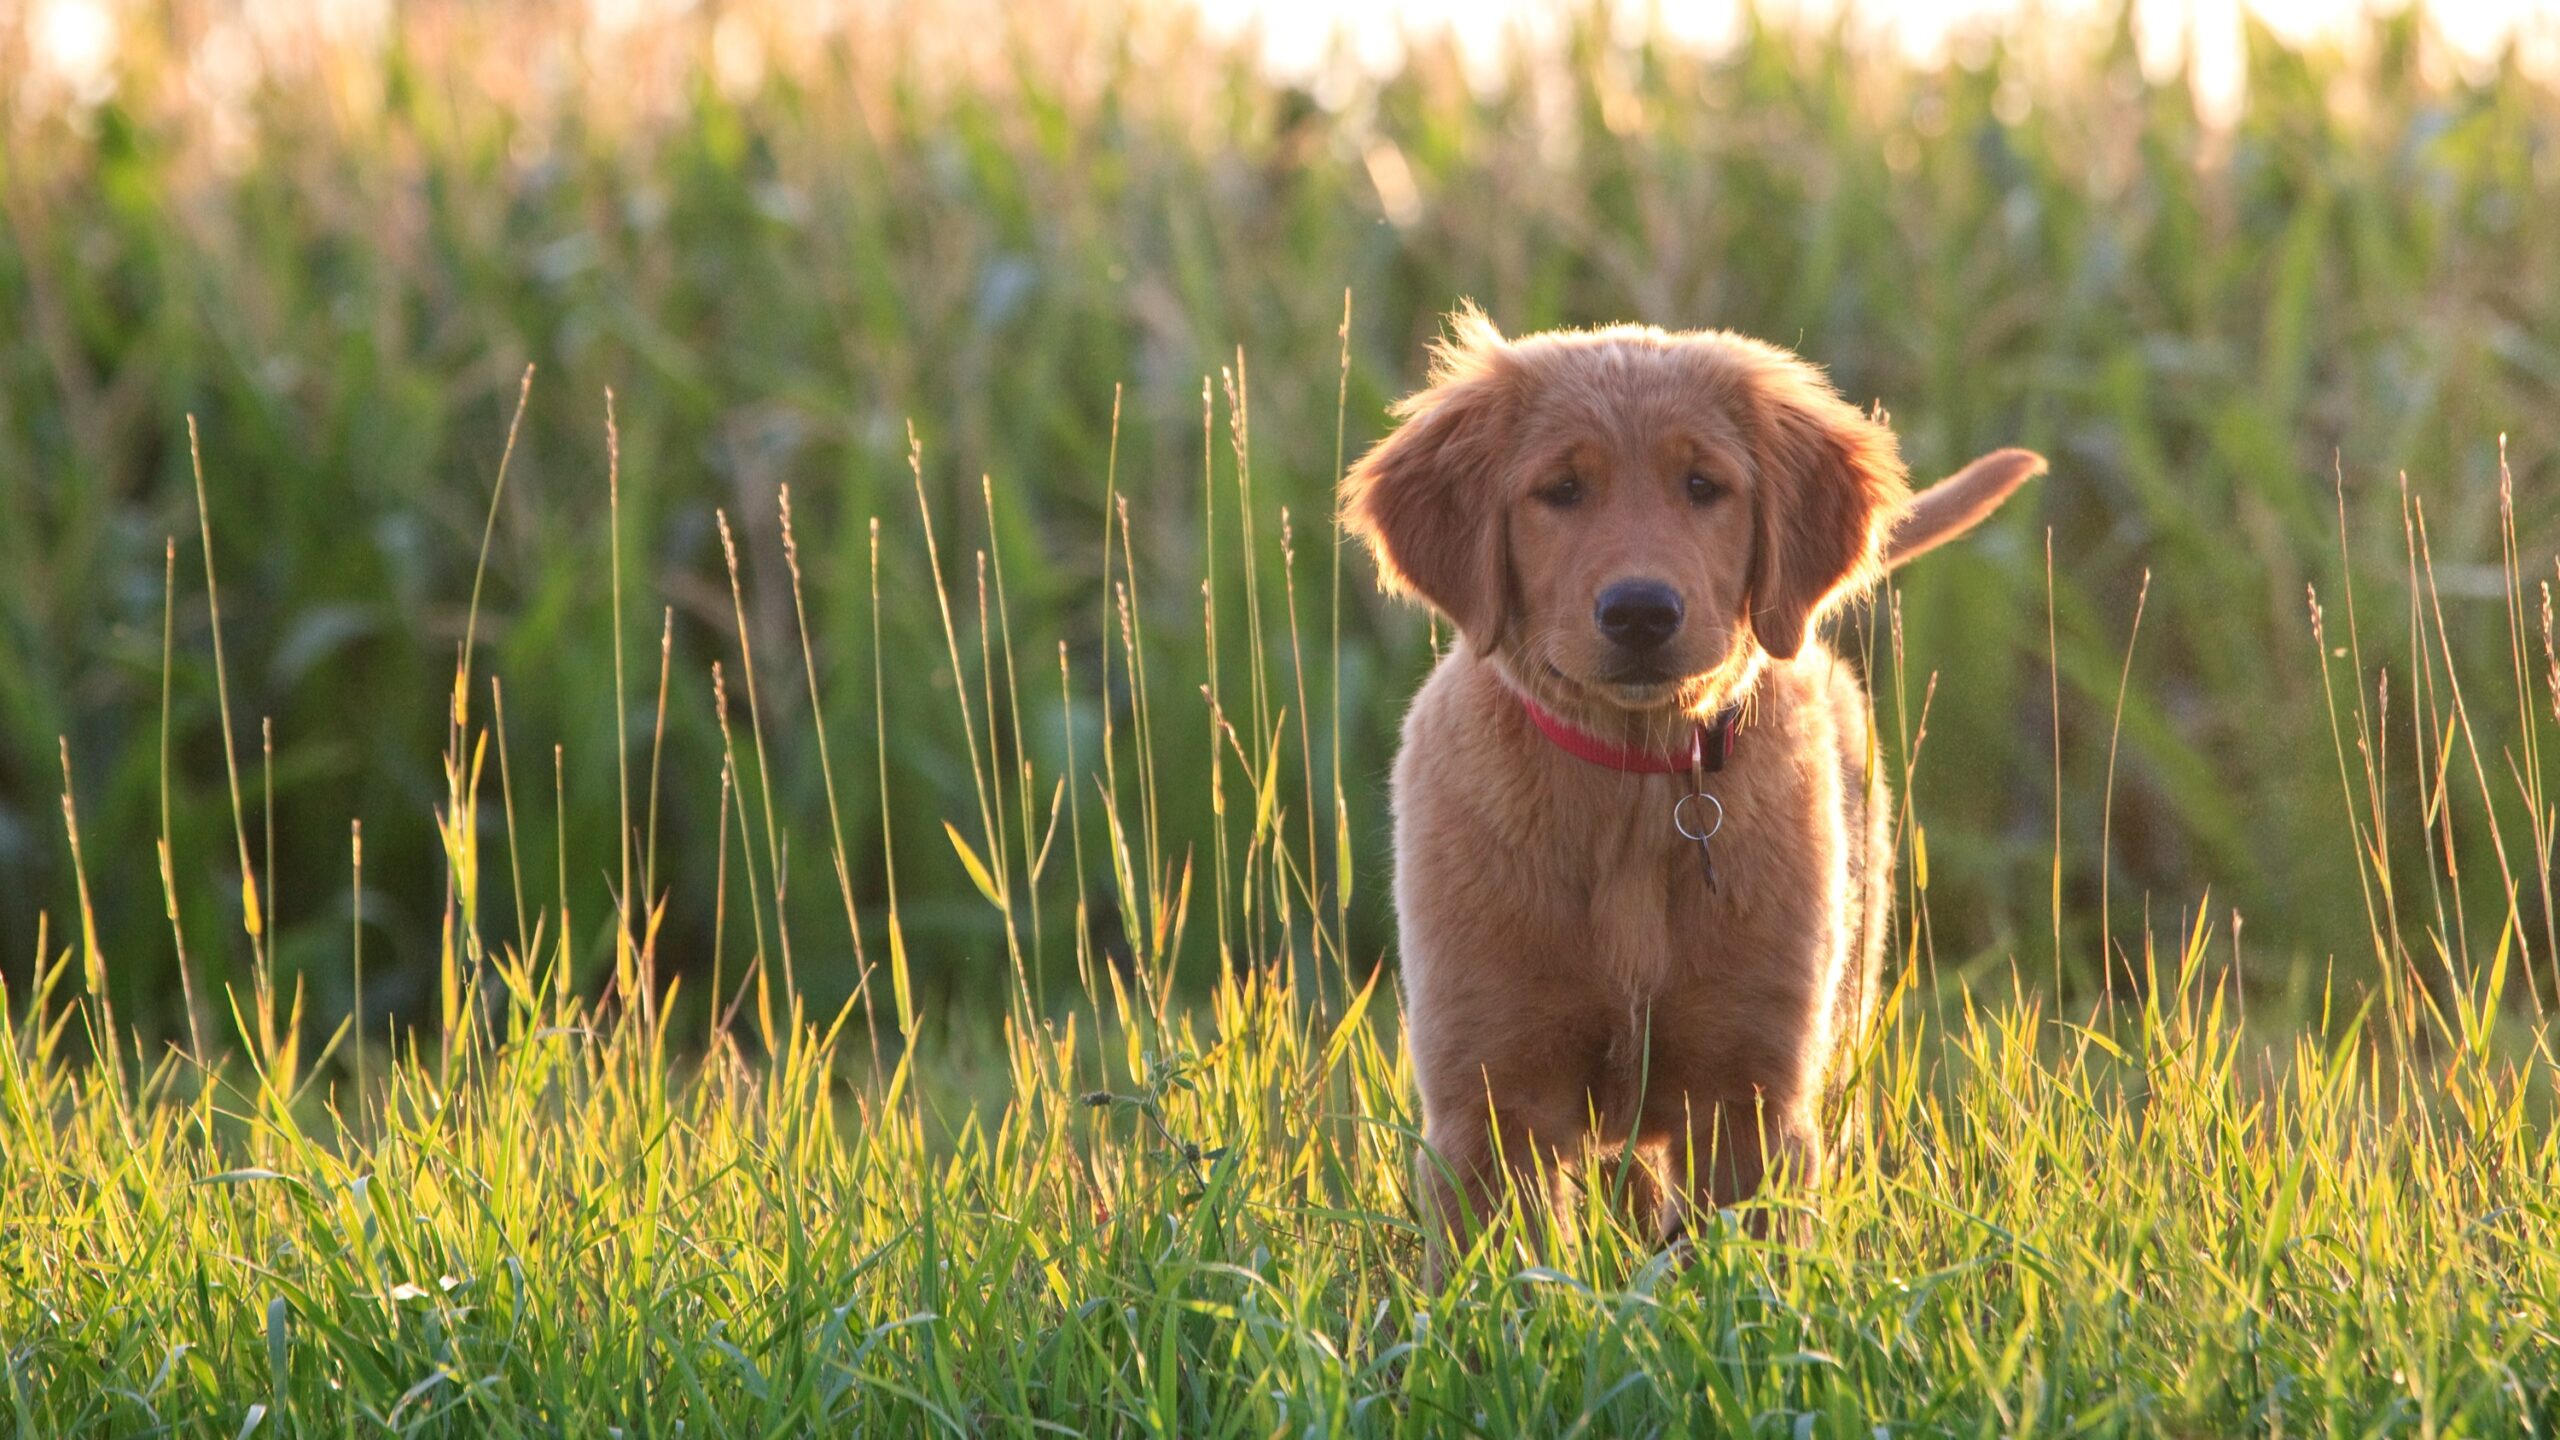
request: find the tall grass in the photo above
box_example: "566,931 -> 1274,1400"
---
5,1 -> 2559,1030
5,325 -> 2557,1431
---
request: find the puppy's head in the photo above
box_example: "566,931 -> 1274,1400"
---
1344,308 -> 1910,715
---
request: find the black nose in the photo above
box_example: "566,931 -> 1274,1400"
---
1595,580 -> 1684,652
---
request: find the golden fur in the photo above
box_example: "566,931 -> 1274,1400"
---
1344,308 -> 2040,1277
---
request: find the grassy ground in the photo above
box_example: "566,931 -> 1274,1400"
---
5,933 -> 2554,1434
6,2 -> 2560,1433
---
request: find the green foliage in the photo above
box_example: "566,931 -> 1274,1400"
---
5,4 -> 2558,1028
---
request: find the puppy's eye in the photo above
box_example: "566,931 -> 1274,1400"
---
1685,471 -> 1728,506
1538,476 -> 1584,509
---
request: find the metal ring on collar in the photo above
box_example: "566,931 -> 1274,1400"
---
1673,791 -> 1723,842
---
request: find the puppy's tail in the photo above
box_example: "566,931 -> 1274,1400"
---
1884,447 -> 2046,569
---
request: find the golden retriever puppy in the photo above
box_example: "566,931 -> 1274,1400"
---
1344,308 -> 2040,1278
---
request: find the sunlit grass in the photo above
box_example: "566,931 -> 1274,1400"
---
7,928 -> 2553,1432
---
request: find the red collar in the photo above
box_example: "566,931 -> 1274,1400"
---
1511,685 -> 1743,775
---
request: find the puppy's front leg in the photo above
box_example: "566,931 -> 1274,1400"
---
1415,1097 -> 1573,1288
1653,1093 -> 1819,1246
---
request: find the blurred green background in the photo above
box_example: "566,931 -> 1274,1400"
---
3,0 -> 2555,1038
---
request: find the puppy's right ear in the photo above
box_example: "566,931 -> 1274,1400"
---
1342,311 -> 1515,644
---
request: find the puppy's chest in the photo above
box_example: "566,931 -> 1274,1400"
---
1572,782 -> 1811,992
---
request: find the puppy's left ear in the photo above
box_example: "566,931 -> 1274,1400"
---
1342,312 -> 1517,644
1745,379 -> 1911,660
